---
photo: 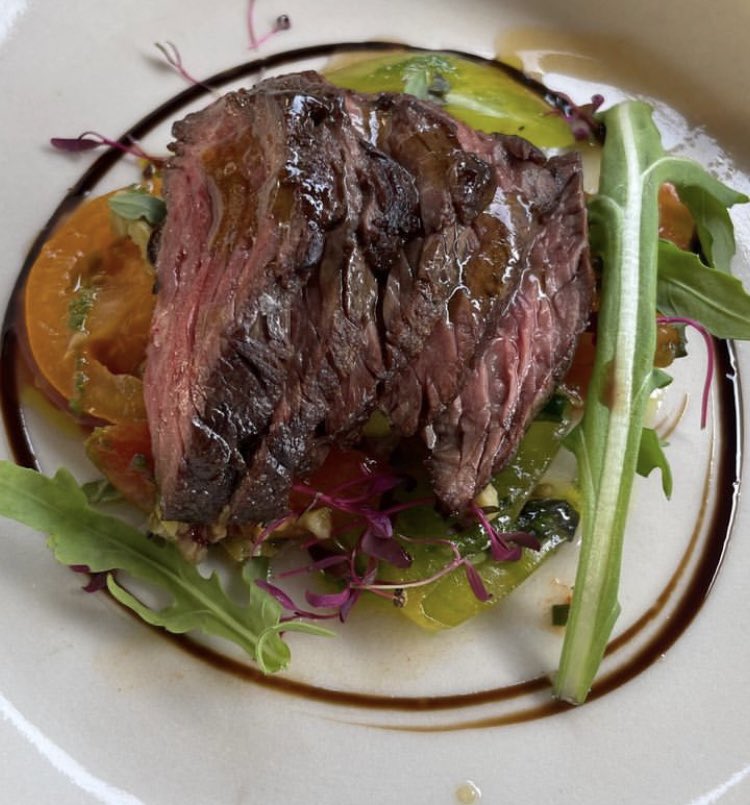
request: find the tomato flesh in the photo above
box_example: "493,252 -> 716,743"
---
23,192 -> 155,423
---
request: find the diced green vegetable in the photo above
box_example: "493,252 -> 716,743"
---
551,603 -> 570,627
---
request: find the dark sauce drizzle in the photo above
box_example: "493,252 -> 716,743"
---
0,42 -> 742,730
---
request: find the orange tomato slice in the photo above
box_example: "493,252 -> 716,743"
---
23,192 -> 155,423
85,421 -> 156,511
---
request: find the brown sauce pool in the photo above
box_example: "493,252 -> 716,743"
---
0,42 -> 743,730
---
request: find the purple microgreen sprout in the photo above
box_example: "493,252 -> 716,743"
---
154,41 -> 215,94
255,578 -> 339,621
50,132 -> 164,166
462,560 -> 492,603
356,534 -> 492,603
469,502 -> 539,562
247,0 -> 291,50
548,92 -> 605,142
291,472 -> 412,567
305,586 -> 355,610
360,522 -> 412,568
267,464 -> 542,620
657,315 -> 715,428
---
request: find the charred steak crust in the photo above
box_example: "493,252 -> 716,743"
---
145,71 -> 593,525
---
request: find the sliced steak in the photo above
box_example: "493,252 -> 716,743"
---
145,70 -> 592,525
147,73 -> 485,522
147,72 -> 406,522
426,148 -> 591,510
381,132 -> 593,512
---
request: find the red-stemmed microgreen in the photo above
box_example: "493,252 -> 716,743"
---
50,132 -> 164,166
548,92 -> 605,142
255,578 -> 341,621
469,502 -> 539,562
657,315 -> 715,428
247,0 -> 291,50
353,533 -> 492,603
154,41 -> 216,94
276,554 -> 350,579
292,472 -> 438,571
255,463 -> 544,622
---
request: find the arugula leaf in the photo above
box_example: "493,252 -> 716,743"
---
672,184 -> 743,272
108,187 -> 166,226
0,462 -> 331,671
636,428 -> 673,497
657,240 -> 750,338
554,101 -> 747,704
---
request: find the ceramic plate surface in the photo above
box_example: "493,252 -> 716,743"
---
1,1 -> 750,803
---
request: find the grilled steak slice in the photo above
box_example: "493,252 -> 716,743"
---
426,146 -> 591,510
146,72 -> 411,522
381,132 -> 592,512
146,70 -> 592,525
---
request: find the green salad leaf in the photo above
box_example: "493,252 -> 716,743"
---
554,100 -> 748,704
657,239 -> 750,338
636,427 -> 673,498
672,184 -> 739,273
0,462 -> 331,672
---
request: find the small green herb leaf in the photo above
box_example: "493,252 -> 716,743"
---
0,461 -> 329,671
649,368 -> 674,392
636,427 -> 673,498
108,187 -> 166,226
657,239 -> 750,338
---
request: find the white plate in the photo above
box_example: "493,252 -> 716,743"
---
2,1 -> 750,803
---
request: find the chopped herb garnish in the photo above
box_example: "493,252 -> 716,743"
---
67,285 -> 95,332
246,0 -> 291,50
402,56 -> 455,102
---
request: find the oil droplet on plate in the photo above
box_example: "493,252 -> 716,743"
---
455,780 -> 481,803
